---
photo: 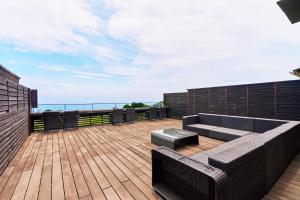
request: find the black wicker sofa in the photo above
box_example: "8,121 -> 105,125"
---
182,113 -> 286,141
152,114 -> 300,200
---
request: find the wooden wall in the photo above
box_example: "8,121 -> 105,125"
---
164,92 -> 187,118
187,80 -> 300,121
0,74 -> 30,175
0,65 -> 20,83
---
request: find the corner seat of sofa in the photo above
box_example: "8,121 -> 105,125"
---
187,123 -> 220,130
184,123 -> 220,136
209,127 -> 253,141
192,133 -> 262,159
189,152 -> 209,164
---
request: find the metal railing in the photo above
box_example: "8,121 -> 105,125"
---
32,102 -> 159,113
30,107 -> 162,132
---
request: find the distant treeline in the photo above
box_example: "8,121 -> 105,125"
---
123,101 -> 163,108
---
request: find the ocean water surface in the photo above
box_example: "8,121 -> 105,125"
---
33,102 -> 157,113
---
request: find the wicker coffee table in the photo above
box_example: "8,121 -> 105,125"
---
151,128 -> 199,150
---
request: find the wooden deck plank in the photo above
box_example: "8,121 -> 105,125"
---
62,131 -> 90,198
10,170 -> 32,200
72,130 -> 111,190
103,187 -> 121,200
66,131 -> 106,200
79,195 -> 93,200
24,135 -> 48,200
38,133 -> 53,200
0,166 -> 16,194
79,130 -> 133,200
123,180 -> 148,200
51,132 -> 65,200
1,119 -> 299,200
103,148 -> 160,199
264,155 -> 300,200
57,131 -> 78,200
38,166 -> 52,200
0,135 -> 38,200
81,128 -> 129,183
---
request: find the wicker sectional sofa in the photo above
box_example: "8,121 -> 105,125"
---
183,113 -> 286,141
152,113 -> 300,200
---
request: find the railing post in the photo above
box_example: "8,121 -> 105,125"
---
64,104 -> 66,111
28,88 -> 33,134
274,83 -> 277,119
246,85 -> 249,117
92,104 -> 94,110
225,87 -> 228,115
30,115 -> 35,133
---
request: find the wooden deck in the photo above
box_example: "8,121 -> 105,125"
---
263,154 -> 300,200
0,119 -> 299,200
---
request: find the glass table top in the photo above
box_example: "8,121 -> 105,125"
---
153,128 -> 196,139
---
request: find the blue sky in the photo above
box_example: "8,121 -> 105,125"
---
0,0 -> 299,103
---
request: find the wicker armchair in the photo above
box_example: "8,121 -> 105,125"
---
158,107 -> 167,119
147,107 -> 158,120
208,141 -> 266,200
152,147 -> 228,200
64,111 -> 79,129
124,108 -> 136,123
43,111 -> 60,131
109,109 -> 124,124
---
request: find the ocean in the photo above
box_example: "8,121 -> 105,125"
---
32,102 -> 157,112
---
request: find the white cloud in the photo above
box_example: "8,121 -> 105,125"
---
105,0 -> 300,56
39,66 -> 67,72
14,47 -> 29,53
0,0 -> 100,51
89,0 -> 300,96
21,74 -> 160,103
92,45 -> 123,60
72,74 -> 108,81
39,65 -> 112,79
9,0 -> 300,103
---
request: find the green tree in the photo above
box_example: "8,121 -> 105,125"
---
123,102 -> 150,108
290,68 -> 300,78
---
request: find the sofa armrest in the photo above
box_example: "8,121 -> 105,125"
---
152,147 -> 227,200
182,115 -> 199,127
208,141 -> 266,200
259,121 -> 300,191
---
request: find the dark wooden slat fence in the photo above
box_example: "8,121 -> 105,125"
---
165,80 -> 300,121
0,67 -> 30,175
0,65 -> 20,83
164,92 -> 187,118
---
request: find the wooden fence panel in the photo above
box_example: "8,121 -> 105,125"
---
187,89 -> 195,115
248,83 -> 275,119
164,92 -> 187,118
179,80 -> 300,121
0,75 -> 30,175
194,89 -> 209,114
277,81 -> 300,120
208,87 -> 226,114
227,85 -> 247,116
